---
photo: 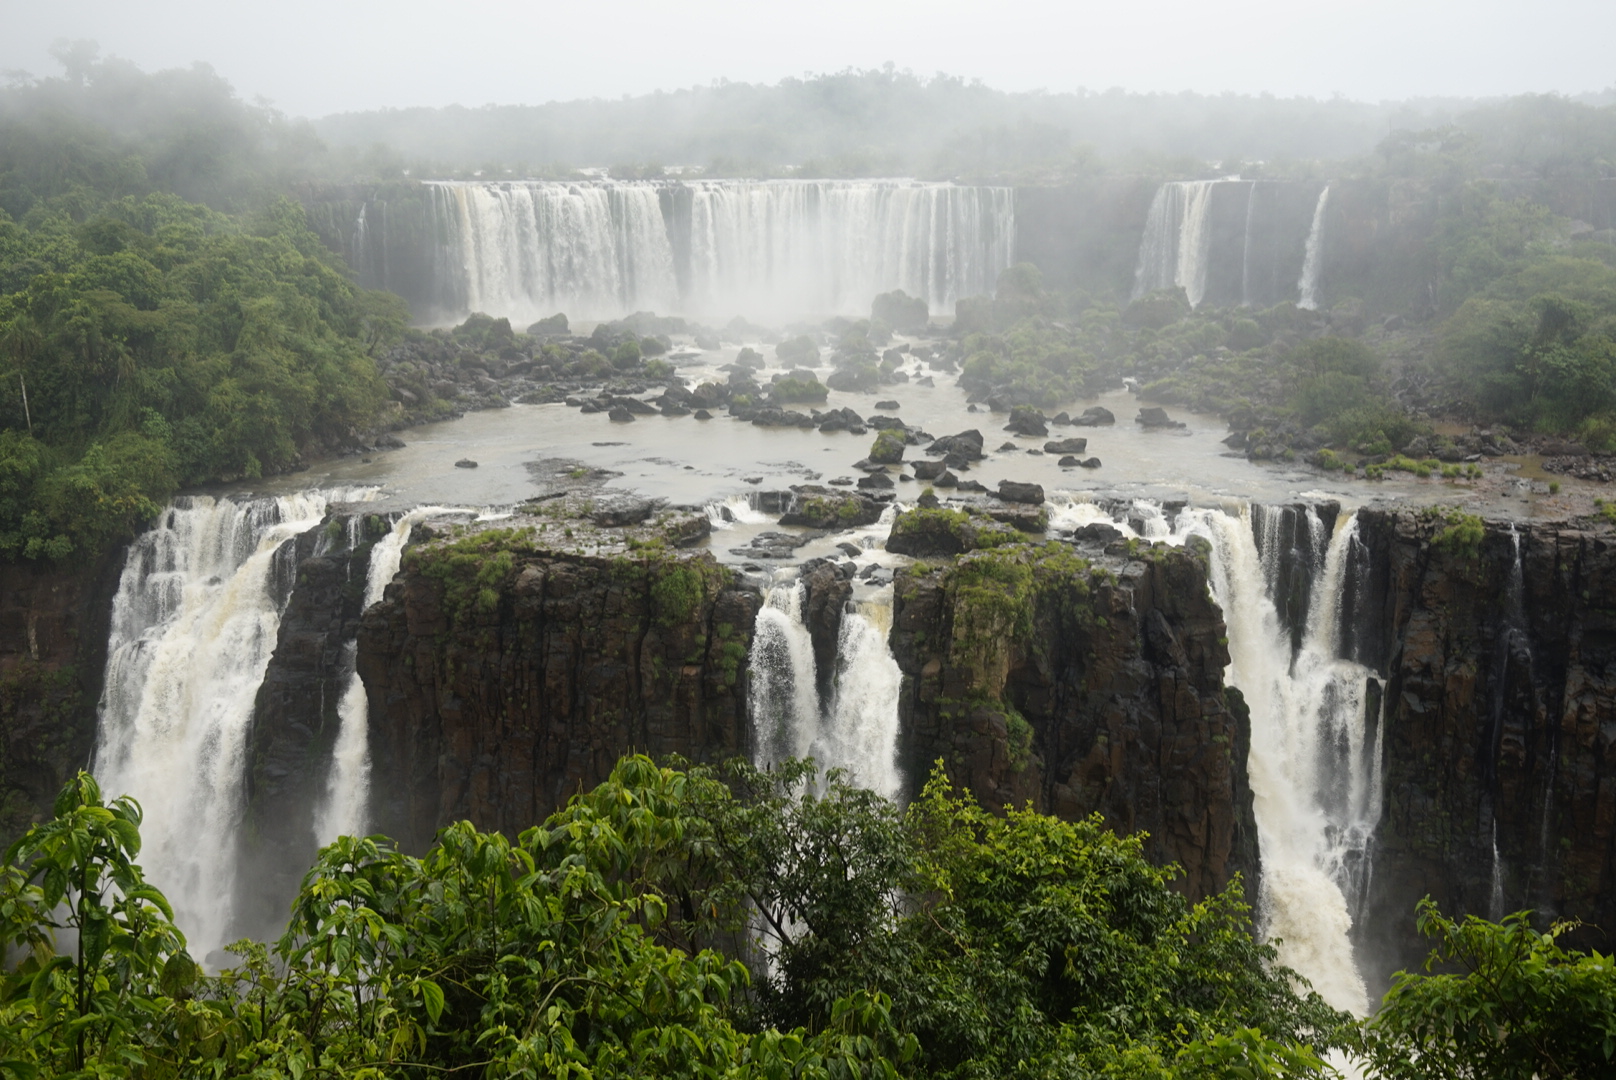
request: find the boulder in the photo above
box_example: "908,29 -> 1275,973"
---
454,458 -> 479,469
1136,407 -> 1185,429
1058,455 -> 1081,466
1072,522 -> 1123,542
1073,406 -> 1116,426
857,472 -> 896,490
1044,437 -> 1089,454
875,399 -> 901,410
1079,457 -> 1102,468
608,406 -> 635,422
1004,405 -> 1049,437
997,480 -> 1045,505
929,429 -> 985,460
911,460 -> 947,480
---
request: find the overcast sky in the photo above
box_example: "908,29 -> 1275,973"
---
2,0 -> 1613,117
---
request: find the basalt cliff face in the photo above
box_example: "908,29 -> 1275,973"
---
354,532 -> 760,853
888,537 -> 1260,903
1352,509 -> 1616,983
0,552 -> 124,843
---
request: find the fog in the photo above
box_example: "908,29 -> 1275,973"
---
3,0 -> 1613,118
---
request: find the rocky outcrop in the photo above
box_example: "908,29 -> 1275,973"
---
238,513 -> 385,938
356,532 -> 759,852
1351,509 -> 1616,985
0,552 -> 125,844
890,536 -> 1259,902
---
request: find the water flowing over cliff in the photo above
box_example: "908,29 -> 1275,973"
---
1297,186 -> 1331,310
751,574 -> 904,801
92,491 -> 373,958
1131,180 -> 1327,308
415,179 -> 1013,323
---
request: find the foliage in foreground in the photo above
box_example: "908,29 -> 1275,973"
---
7,760 -> 1611,1078
0,759 -> 1358,1079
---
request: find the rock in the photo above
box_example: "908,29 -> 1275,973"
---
928,429 -> 985,460
996,480 -> 1045,504
916,376 -> 935,387
1136,407 -> 1185,429
1059,455 -> 1081,466
608,406 -> 635,422
374,433 -> 407,449
836,541 -> 864,557
911,460 -> 946,480
868,430 -> 906,464
956,479 -> 987,492
875,399 -> 901,410
661,404 -> 691,417
998,441 -> 1019,452
857,472 -> 896,490
693,409 -> 712,420
1072,406 -> 1116,426
778,486 -> 884,528
455,458 -> 479,468
1071,522 -> 1123,542
1004,405 -> 1049,437
1079,457 -> 1102,468
1044,437 -> 1089,454
917,489 -> 941,508
935,470 -> 958,488
1051,411 -> 1072,425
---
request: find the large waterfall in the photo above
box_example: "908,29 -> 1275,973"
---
94,492 -> 362,958
749,578 -> 904,801
424,179 -> 1013,324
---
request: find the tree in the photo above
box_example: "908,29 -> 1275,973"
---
1363,899 -> 1616,1080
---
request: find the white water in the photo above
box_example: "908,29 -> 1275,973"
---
1297,185 -> 1331,310
705,494 -> 773,530
94,491 -> 371,956
428,178 -> 1012,323
748,575 -> 904,800
1132,180 -> 1223,307
314,507 -> 446,845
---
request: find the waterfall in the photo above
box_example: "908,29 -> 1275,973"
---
427,179 -> 1012,324
1297,186 -> 1331,310
1179,506 -> 1379,1014
430,180 -> 679,325
748,577 -> 903,799
705,494 -> 773,530
314,507 -> 443,845
94,492 -> 363,958
1131,180 -> 1222,307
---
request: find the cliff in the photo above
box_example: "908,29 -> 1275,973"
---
1351,508 -> 1616,985
0,551 -> 125,844
888,529 -> 1260,903
354,514 -> 759,852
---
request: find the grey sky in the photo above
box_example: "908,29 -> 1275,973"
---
2,0 -> 1613,117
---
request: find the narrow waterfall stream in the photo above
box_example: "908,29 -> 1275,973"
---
94,491 -> 370,957
1297,185 -> 1331,310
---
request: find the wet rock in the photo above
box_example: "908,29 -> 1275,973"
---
1072,522 -> 1123,542
996,480 -> 1045,504
454,458 -> 479,468
778,486 -> 884,528
836,541 -> 863,557
1004,405 -> 1049,437
911,460 -> 946,480
1136,407 -> 1185,429
374,433 -> 407,450
1079,457 -> 1102,468
1051,411 -> 1072,425
998,441 -> 1020,452
608,406 -> 635,422
857,472 -> 896,490
935,471 -> 959,488
1073,406 -> 1116,426
693,409 -> 713,420
1059,455 -> 1081,466
1044,437 -> 1089,455
929,429 -> 986,460
956,479 -> 987,492
875,399 -> 901,410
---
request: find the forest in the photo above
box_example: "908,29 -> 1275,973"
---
3,759 -> 1611,1079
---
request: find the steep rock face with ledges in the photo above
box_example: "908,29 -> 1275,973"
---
889,539 -> 1259,904
356,540 -> 758,853
1352,510 -> 1616,985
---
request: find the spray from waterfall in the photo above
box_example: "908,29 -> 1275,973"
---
94,491 -> 373,958
1298,186 -> 1331,310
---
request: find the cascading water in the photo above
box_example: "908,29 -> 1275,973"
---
94,491 -> 369,958
1297,185 -> 1331,310
314,507 -> 445,845
1051,496 -> 1383,1014
747,539 -> 904,800
425,178 -> 1012,323
1132,180 -> 1221,307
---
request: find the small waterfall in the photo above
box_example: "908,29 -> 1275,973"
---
1240,181 -> 1258,307
1297,185 -> 1331,310
821,597 -> 903,801
94,492 -> 355,957
314,507 -> 443,844
748,576 -> 903,799
705,494 -> 773,530
750,581 -> 822,768
1131,180 -> 1222,307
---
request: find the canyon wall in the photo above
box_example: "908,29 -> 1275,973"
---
1352,509 -> 1616,984
888,536 -> 1260,902
0,552 -> 123,843
353,531 -> 760,853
